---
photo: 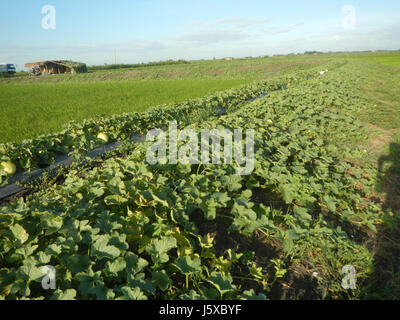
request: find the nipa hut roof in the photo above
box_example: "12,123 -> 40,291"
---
24,60 -> 87,73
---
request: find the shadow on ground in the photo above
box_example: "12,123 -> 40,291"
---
362,143 -> 400,299
378,143 -> 400,213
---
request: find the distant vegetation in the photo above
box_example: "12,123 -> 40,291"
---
0,72 -> 28,78
87,60 -> 189,72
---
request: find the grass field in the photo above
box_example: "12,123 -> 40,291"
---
356,60 -> 400,298
355,55 -> 400,67
0,79 -> 248,143
345,51 -> 400,67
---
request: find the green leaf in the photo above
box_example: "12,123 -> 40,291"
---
280,230 -> 299,254
63,254 -> 91,274
180,289 -> 206,300
104,195 -> 128,206
117,287 -> 147,300
282,237 -> 294,254
46,244 -> 62,256
6,244 -> 38,263
91,235 -> 120,260
214,192 -> 231,206
221,175 -> 242,192
240,289 -> 266,300
323,195 -> 337,212
105,257 -> 126,276
152,270 -> 172,292
41,215 -> 63,235
9,224 -> 29,244
36,251 -> 52,264
239,189 -> 252,200
151,193 -> 170,208
76,269 -> 114,299
107,176 -> 126,195
230,203 -> 273,235
125,253 -> 149,275
278,184 -> 295,204
89,186 -> 105,198
51,289 -> 77,300
17,260 -> 42,282
174,255 -> 202,274
293,206 -> 312,225
11,279 -> 31,297
200,286 -> 220,300
206,272 -> 236,296
201,202 -> 217,220
145,236 -> 177,264
128,273 -> 155,294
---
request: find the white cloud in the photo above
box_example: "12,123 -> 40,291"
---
125,40 -> 167,51
330,35 -> 343,41
186,17 -> 272,29
172,29 -> 252,44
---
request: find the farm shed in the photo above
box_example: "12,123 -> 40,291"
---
24,60 -> 87,75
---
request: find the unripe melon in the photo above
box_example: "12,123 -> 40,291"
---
97,132 -> 109,143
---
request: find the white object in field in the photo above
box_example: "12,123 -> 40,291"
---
319,71 -> 326,75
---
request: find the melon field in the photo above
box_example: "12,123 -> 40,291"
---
0,52 -> 399,300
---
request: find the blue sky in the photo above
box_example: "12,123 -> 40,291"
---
1,0 -> 400,69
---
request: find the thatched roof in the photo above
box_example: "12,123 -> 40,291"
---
24,60 -> 87,73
